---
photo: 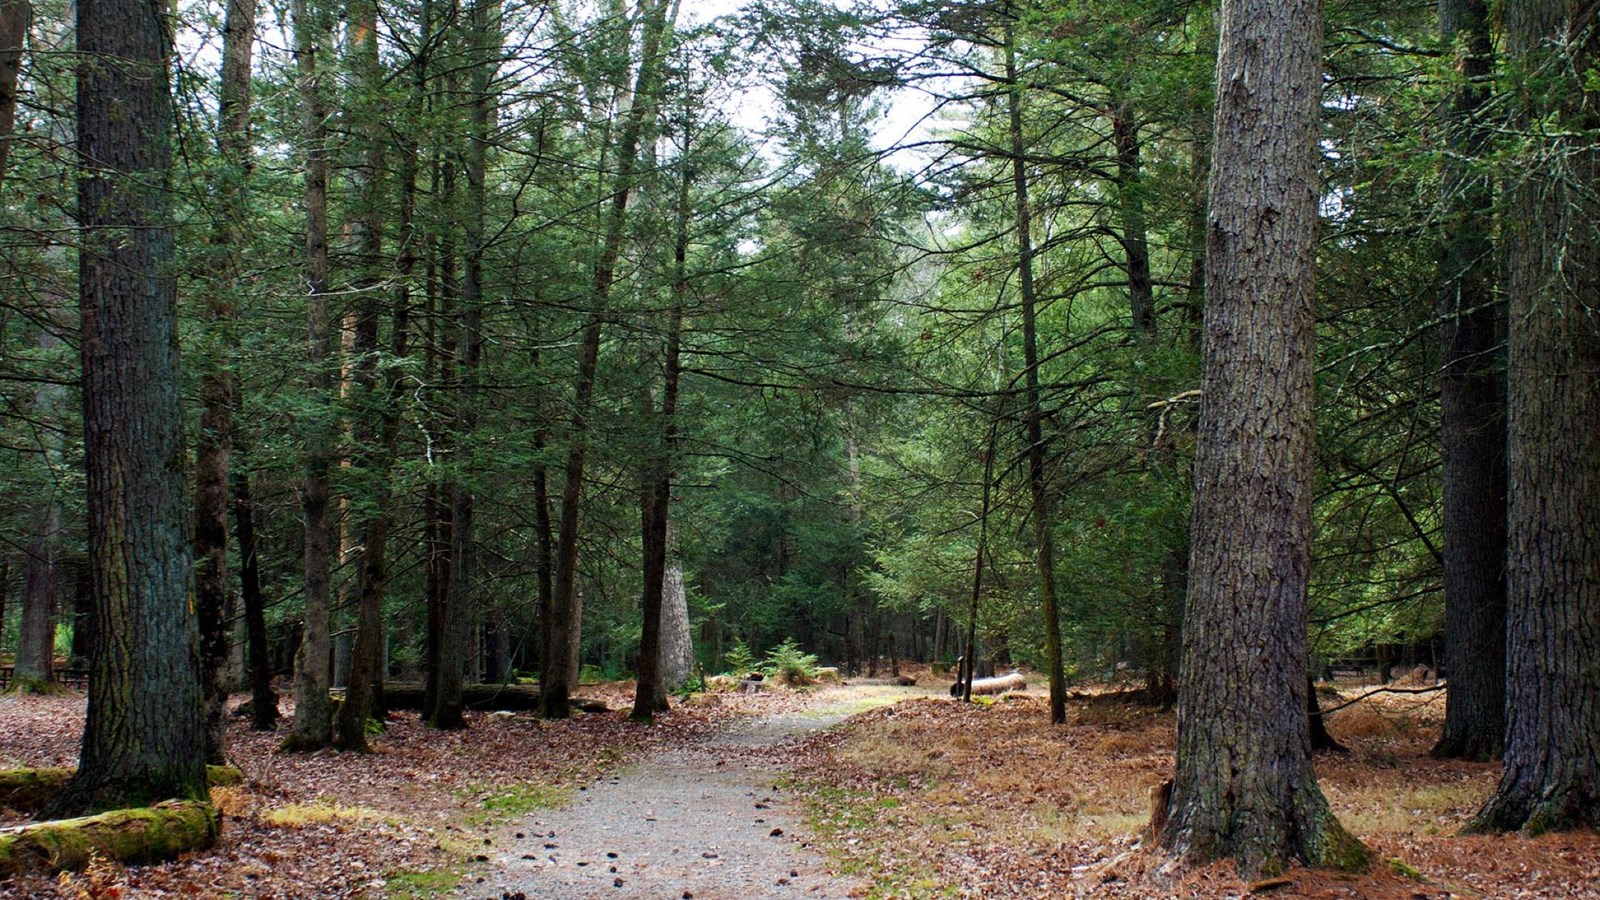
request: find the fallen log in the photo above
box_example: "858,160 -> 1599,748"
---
966,672 -> 1027,696
0,800 -> 220,875
0,766 -> 243,815
375,682 -> 609,714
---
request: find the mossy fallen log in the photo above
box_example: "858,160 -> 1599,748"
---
0,766 -> 243,814
0,800 -> 220,875
375,682 -> 609,714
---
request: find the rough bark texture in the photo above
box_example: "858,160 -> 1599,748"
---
1158,0 -> 1369,875
0,0 -> 26,193
1469,0 -> 1600,834
1006,26 -> 1066,725
660,526 -> 694,691
0,801 -> 219,875
1432,0 -> 1506,764
283,0 -> 335,752
50,0 -> 208,816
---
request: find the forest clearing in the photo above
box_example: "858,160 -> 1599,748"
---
4,676 -> 1596,899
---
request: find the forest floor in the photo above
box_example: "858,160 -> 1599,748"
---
1,673 -> 1597,899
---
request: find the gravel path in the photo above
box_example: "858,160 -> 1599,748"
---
467,690 -> 912,900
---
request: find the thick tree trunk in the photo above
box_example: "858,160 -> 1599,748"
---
1431,0 -> 1505,764
1158,0 -> 1368,874
0,0 -> 26,194
1,766 -> 241,814
230,444 -> 277,731
546,0 -> 671,719
283,0 -> 336,752
0,801 -> 219,876
1005,26 -> 1066,725
1469,0 -> 1600,834
49,0 -> 207,815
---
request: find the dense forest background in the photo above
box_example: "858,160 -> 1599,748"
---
6,0 -> 1600,881
0,0 -> 1455,703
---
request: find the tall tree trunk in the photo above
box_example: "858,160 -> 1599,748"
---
1157,0 -> 1369,874
659,521 -> 693,690
230,448 -> 277,730
1005,24 -> 1066,725
0,0 -> 26,194
545,0 -> 671,719
283,0 -> 336,752
632,113 -> 690,721
48,0 -> 207,815
1113,101 -> 1155,337
14,503 -> 58,690
335,0 -> 413,751
1431,0 -> 1505,764
193,0 -> 256,767
429,0 -> 496,731
1469,0 -> 1600,834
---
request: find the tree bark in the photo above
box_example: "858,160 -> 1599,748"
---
14,503 -> 58,691
49,0 -> 208,815
1157,0 -> 1369,874
632,103 -> 690,721
1431,0 -> 1505,764
1005,24 -> 1066,725
0,0 -> 26,194
193,0 -> 256,768
660,522 -> 694,690
1469,0 -> 1600,834
230,439 -> 277,731
1113,100 -> 1155,337
283,0 -> 336,752
546,0 -> 671,719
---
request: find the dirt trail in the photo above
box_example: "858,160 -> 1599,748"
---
466,685 -> 920,900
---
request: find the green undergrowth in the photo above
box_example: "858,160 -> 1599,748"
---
466,781 -> 572,824
384,866 -> 462,899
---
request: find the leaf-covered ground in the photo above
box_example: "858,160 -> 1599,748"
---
0,683 -> 824,899
785,678 -> 1600,899
4,676 -> 1598,899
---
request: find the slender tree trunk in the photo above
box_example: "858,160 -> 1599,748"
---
1113,101 -> 1155,337
659,521 -> 694,690
632,120 -> 691,721
546,0 -> 671,719
48,0 -> 206,815
429,0 -> 496,731
192,0 -> 256,767
283,0 -> 336,751
1469,0 -> 1600,834
230,449 -> 277,730
1431,0 -> 1505,764
0,0 -> 26,194
15,503 -> 58,690
1005,25 -> 1066,725
1158,0 -> 1368,874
